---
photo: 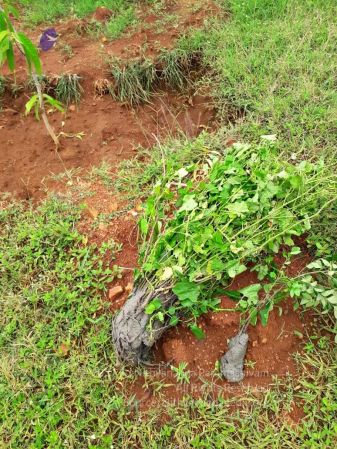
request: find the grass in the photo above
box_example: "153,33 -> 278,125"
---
109,57 -> 157,105
55,74 -> 83,105
17,0 -> 136,41
109,47 -> 202,105
17,0 -> 132,25
1,0 -> 337,447
1,196 -> 337,448
180,0 -> 337,154
0,76 -> 6,107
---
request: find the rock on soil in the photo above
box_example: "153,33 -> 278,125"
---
92,7 -> 113,22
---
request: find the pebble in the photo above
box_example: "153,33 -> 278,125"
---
109,286 -> 124,300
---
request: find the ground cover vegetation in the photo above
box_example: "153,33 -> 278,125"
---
1,0 -> 337,447
135,137 -> 337,339
17,0 -> 136,40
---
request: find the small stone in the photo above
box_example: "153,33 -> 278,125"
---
252,340 -> 258,347
109,286 -> 124,300
68,104 -> 76,112
125,282 -> 133,293
261,337 -> 268,344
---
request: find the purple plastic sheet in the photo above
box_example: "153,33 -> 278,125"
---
39,28 -> 58,51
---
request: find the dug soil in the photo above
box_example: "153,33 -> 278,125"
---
0,0 -> 218,199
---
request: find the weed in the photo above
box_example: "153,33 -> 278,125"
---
0,76 -> 6,106
59,42 -> 74,61
88,161 -> 113,188
104,7 -> 135,40
171,362 -> 190,384
0,196 -> 127,448
55,74 -> 83,106
109,57 -> 157,105
158,48 -> 192,90
115,133 -> 212,200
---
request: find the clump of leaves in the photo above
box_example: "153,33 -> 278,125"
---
109,57 -> 157,105
137,138 -> 337,332
55,73 -> 83,105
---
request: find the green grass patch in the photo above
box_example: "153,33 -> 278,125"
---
179,0 -> 337,153
17,0 -> 133,26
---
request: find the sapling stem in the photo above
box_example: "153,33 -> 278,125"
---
31,74 -> 60,149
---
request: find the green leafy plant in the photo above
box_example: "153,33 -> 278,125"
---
25,93 -> 64,119
0,1 -> 61,147
136,137 -> 337,332
171,362 -> 190,384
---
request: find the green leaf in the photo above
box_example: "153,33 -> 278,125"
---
5,4 -> 19,19
139,218 -> 148,236
190,324 -> 205,340
260,304 -> 271,327
0,30 -> 9,43
239,284 -> 261,305
178,195 -> 198,213
226,201 -> 249,217
14,32 -> 42,75
225,260 -> 247,278
169,315 -> 179,326
25,94 -> 39,116
173,279 -> 200,305
224,289 -> 242,301
43,94 -> 64,112
145,298 -> 162,315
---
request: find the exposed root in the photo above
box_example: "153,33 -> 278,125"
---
112,282 -> 177,365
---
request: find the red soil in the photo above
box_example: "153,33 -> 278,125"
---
0,1 -> 218,199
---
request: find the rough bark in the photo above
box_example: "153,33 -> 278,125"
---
112,282 -> 177,365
